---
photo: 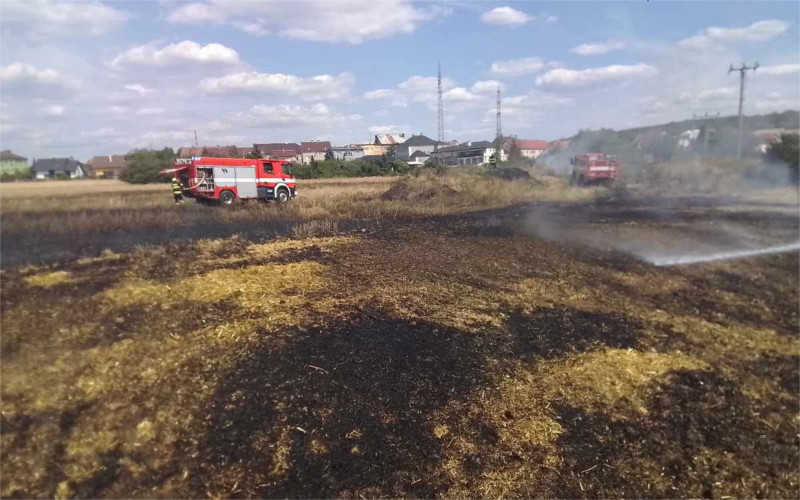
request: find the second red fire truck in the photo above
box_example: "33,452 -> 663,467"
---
570,153 -> 619,185
165,156 -> 297,205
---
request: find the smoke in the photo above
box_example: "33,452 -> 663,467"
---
647,242 -> 800,266
521,192 -> 799,267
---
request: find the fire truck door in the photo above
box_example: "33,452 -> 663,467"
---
235,166 -> 257,198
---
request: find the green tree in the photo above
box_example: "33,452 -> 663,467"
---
119,148 -> 175,184
324,149 -> 334,161
246,147 -> 262,159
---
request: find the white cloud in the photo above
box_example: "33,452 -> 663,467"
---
199,72 -> 355,100
0,62 -> 79,97
490,57 -> 558,76
164,0 -> 447,44
481,7 -> 531,26
164,2 -> 222,24
570,40 -> 625,56
443,87 -> 482,102
756,64 -> 800,76
364,89 -> 395,100
0,0 -> 130,41
124,84 -> 154,96
638,96 -> 670,116
135,108 -> 165,116
110,41 -> 241,68
754,92 -> 800,113
0,62 -> 62,85
471,80 -> 506,93
233,21 -> 269,36
81,127 -> 118,139
536,63 -> 658,90
368,125 -> 407,135
678,87 -> 737,102
41,105 -> 65,117
217,103 -> 361,130
677,20 -> 789,49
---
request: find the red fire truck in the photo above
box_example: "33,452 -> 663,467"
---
164,157 -> 297,205
570,153 -> 618,185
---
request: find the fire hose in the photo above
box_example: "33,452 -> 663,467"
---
186,173 -> 207,190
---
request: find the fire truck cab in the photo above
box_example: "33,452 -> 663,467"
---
168,157 -> 297,205
570,153 -> 618,185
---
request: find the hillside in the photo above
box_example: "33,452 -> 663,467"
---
617,110 -> 800,141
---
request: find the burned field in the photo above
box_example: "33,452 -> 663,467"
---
1,179 -> 799,498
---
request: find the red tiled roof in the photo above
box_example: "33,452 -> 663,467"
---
301,141 -> 331,153
515,139 -> 550,150
88,154 -> 127,170
255,143 -> 301,155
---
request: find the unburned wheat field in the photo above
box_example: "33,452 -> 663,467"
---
1,173 -> 798,498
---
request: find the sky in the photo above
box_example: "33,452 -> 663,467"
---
1,0 -> 798,162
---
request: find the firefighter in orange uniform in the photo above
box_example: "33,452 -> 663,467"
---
171,177 -> 184,204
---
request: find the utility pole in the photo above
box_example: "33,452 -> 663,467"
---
728,62 -> 758,158
496,86 -> 502,141
437,62 -> 444,143
194,130 -> 198,147
693,112 -> 720,155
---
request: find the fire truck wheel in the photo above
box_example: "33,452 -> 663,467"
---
276,188 -> 290,203
219,190 -> 236,206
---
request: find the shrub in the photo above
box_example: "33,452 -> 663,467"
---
765,133 -> 799,183
120,148 -> 175,184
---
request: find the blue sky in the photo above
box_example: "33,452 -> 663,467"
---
1,0 -> 798,161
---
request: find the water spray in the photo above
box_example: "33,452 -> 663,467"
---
648,242 -> 800,267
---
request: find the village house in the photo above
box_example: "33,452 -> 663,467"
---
87,154 -> 127,179
501,138 -> 551,159
407,150 -> 432,166
331,145 -> 365,161
178,145 -> 252,158
432,141 -> 505,166
253,143 -> 302,162
395,134 -> 445,161
300,141 -> 332,164
0,150 -> 28,175
32,158 -> 87,179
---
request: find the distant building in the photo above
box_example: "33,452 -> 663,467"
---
374,133 -> 406,145
300,141 -> 332,164
331,145 -> 365,161
0,150 -> 28,175
178,145 -> 250,158
501,138 -> 550,159
678,129 -> 701,148
395,134 -> 445,160
432,141 -> 505,166
32,158 -> 86,179
253,143 -> 302,162
407,150 -> 432,166
87,154 -> 127,178
356,144 -> 389,156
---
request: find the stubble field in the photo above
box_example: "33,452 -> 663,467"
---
1,171 -> 798,498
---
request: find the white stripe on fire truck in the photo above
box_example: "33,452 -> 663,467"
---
207,178 -> 297,183
588,167 -> 613,172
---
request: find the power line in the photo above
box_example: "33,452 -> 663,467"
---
728,62 -> 759,158
437,62 -> 444,143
